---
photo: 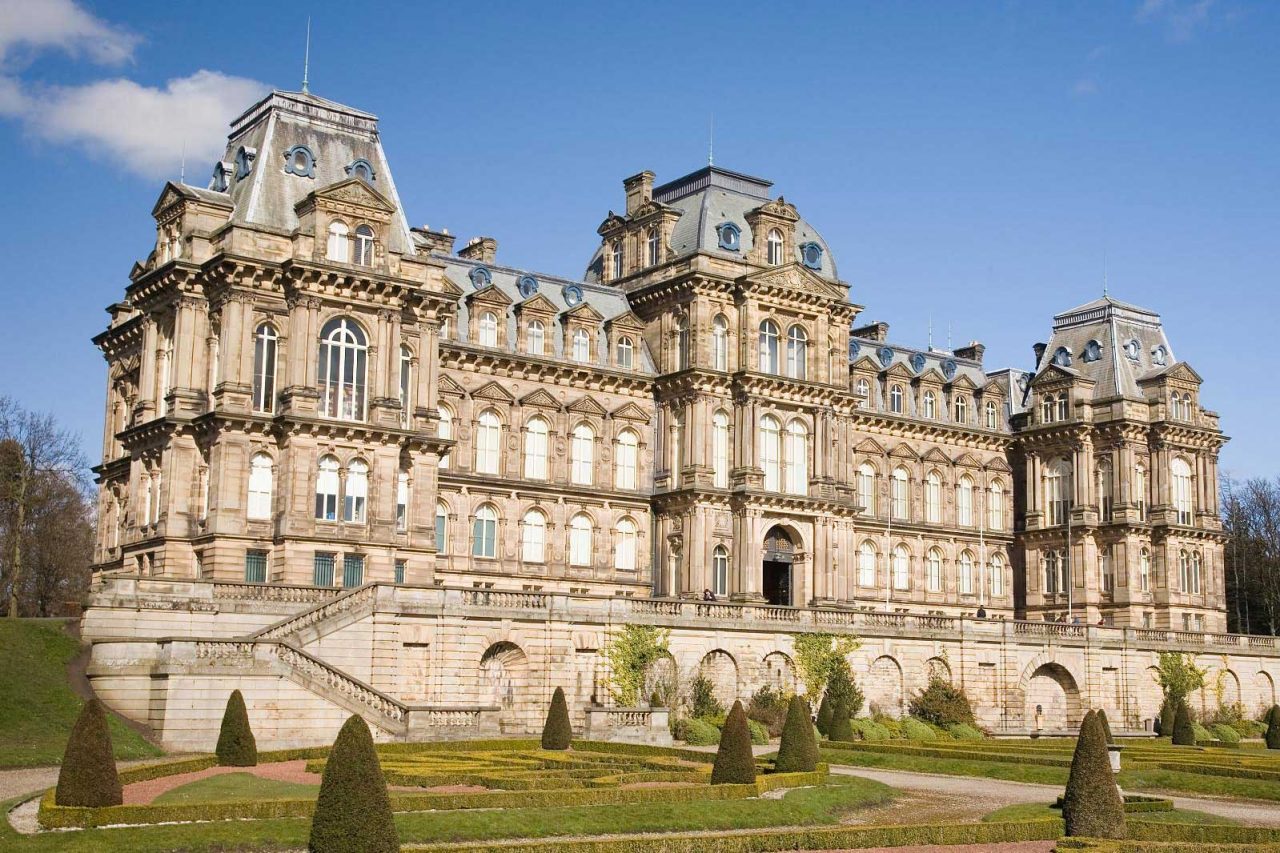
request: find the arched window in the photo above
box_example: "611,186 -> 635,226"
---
395,471 -> 410,531
478,311 -> 499,347
712,545 -> 729,596
675,314 -> 689,370
571,424 -> 594,485
712,410 -> 730,488
572,328 -> 592,362
1100,545 -> 1114,593
991,552 -> 1005,597
611,240 -> 623,279
475,410 -> 501,475
326,221 -> 349,262
923,390 -> 936,419
856,378 -> 871,408
521,509 -> 547,563
1134,463 -> 1147,520
957,475 -> 974,526
524,417 -> 549,479
988,481 -> 1004,530
252,324 -> 277,413
399,345 -> 413,427
926,548 -> 943,592
759,320 -> 780,373
1057,394 -> 1069,421
954,396 -> 969,424
314,455 -> 340,520
784,420 -> 808,495
891,467 -> 909,519
1170,392 -> 1182,420
959,550 -> 974,595
527,319 -> 545,355
1190,551 -> 1202,594
889,384 -> 903,414
924,471 -> 942,523
435,502 -> 449,552
1045,460 -> 1071,525
1044,549 -> 1061,594
646,228 -> 660,266
343,460 -> 368,523
247,453 -> 273,519
1041,395 -> 1054,423
985,400 -> 998,429
1171,457 -> 1194,524
318,317 -> 368,420
892,544 -> 909,590
437,406 -> 453,470
711,314 -> 729,371
615,429 -> 638,489
786,325 -> 807,380
858,541 -> 876,586
569,513 -> 593,566
1139,548 -> 1151,592
858,463 -> 876,514
440,313 -> 452,341
760,415 -> 781,491
617,335 -> 633,368
615,518 -> 638,571
669,410 -> 684,486
1097,460 -> 1114,521
354,225 -> 374,266
767,228 -> 784,265
473,505 -> 497,558
1179,550 -> 1191,592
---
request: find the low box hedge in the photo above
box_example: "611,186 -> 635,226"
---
1153,761 -> 1280,781
824,740 -> 1073,767
1127,821 -> 1280,845
1051,794 -> 1173,814
1058,842 -> 1280,852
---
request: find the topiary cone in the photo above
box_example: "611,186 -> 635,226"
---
308,715 -> 398,853
711,700 -> 756,785
1172,700 -> 1196,746
815,693 -> 832,737
1265,705 -> 1280,750
1062,710 -> 1126,839
541,686 -> 572,750
216,689 -> 257,766
55,697 -> 122,807
774,695 -> 819,773
1155,697 -> 1175,737
1096,708 -> 1114,744
827,698 -> 854,742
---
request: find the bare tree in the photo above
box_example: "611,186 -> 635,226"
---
1222,473 -> 1280,636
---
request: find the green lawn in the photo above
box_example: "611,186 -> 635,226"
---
0,776 -> 895,852
982,802 -> 1236,826
153,773 -> 320,804
0,619 -> 161,767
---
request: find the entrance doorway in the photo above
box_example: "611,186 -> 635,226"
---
762,526 -> 794,606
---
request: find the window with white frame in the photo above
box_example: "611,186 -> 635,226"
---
1171,458 -> 1194,524
615,518 -> 638,571
521,509 -> 546,563
858,463 -> 876,514
611,240 -> 623,279
354,225 -> 375,266
647,228 -> 660,266
1101,546 -> 1114,594
473,505 -> 497,558
858,541 -> 876,586
991,552 -> 1005,596
247,453 -> 273,519
759,320 -> 779,373
669,410 -> 683,486
1097,460 -> 1113,521
760,415 -> 781,492
326,221 -> 350,262
572,328 -> 592,362
399,345 -> 413,427
893,544 -> 909,590
712,410 -> 730,488
712,545 -> 729,596
475,410 -> 501,475
524,417 -> 549,479
617,335 -> 633,368
891,467 -> 909,519
959,550 -> 974,595
1134,463 -> 1147,520
344,460 -> 368,523
615,429 -> 638,489
1045,460 -> 1071,525
923,390 -> 936,419
767,228 -> 784,265
856,378 -> 870,408
1140,548 -> 1151,592
675,314 -> 690,370
889,384 -> 903,414
1044,549 -> 1065,595
252,324 -> 277,413
569,513 -> 592,566
955,396 -> 969,423
988,481 -> 1004,530
315,456 -> 339,521
396,471 -> 409,532
1057,394 -> 1068,421
712,314 -> 728,371
784,420 -> 808,495
318,317 -> 367,421
957,475 -> 974,526
527,319 -> 545,355
926,548 -> 943,592
985,400 -> 998,429
478,311 -> 499,347
786,325 -> 807,380
435,502 -> 448,552
437,406 -> 453,469
571,424 -> 594,485
925,471 -> 942,523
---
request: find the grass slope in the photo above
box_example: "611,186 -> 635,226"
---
0,619 -> 160,767
153,773 -> 320,804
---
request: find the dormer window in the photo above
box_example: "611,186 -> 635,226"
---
799,241 -> 823,270
1083,340 -> 1102,363
617,335 -> 634,368
717,222 -> 741,252
517,275 -> 539,297
767,228 -> 784,265
210,161 -> 230,192
646,228 -> 660,266
326,221 -> 350,263
572,328 -> 592,362
469,266 -> 492,288
354,225 -> 375,266
234,146 -> 256,179
346,158 -> 376,182
1152,345 -> 1168,366
284,145 -> 316,178
611,240 -> 623,279
1124,339 -> 1140,361
1052,346 -> 1072,368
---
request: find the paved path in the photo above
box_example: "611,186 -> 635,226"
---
0,756 -> 191,802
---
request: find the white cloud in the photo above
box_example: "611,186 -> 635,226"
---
1136,0 -> 1216,42
0,0 -> 139,67
1072,78 -> 1100,97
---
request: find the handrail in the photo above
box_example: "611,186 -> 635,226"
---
252,584 -> 378,639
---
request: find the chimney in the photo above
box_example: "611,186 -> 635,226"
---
1033,342 -> 1047,365
458,236 -> 497,264
412,225 -> 456,255
954,340 -> 985,364
623,170 -> 655,216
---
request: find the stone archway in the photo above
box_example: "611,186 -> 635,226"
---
762,651 -> 797,693
480,641 -> 534,732
762,526 -> 796,606
1025,662 -> 1082,732
925,656 -> 952,685
699,649 -> 740,707
1256,671 -> 1277,716
867,655 -> 904,717
645,651 -> 678,707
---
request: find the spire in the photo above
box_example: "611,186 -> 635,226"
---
301,17 -> 311,94
708,114 -> 714,167
1103,252 -> 1109,298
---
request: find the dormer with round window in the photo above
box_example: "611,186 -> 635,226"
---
284,145 -> 316,178
799,241 -> 823,270
716,222 -> 741,252
345,158 -> 376,182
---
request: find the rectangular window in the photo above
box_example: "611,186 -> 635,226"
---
342,554 -> 365,588
244,550 -> 268,583
313,552 -> 335,587
396,474 -> 409,532
394,559 -> 406,585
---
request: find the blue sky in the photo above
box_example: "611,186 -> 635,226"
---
0,0 -> 1275,478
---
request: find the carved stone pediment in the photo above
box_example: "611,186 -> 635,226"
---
466,283 -> 514,309
855,437 -> 886,455
604,310 -> 646,333
610,402 -> 651,423
954,452 -> 982,469
596,212 -> 627,236
922,447 -> 952,465
568,395 -> 608,417
985,457 -> 1012,473
438,374 -> 466,397
513,293 -> 558,317
562,301 -> 604,324
472,380 -> 515,403
747,195 -> 801,223
947,374 -> 978,391
311,177 -> 396,214
888,443 -> 920,460
519,389 -> 561,410
1145,362 -> 1203,386
743,263 -> 845,300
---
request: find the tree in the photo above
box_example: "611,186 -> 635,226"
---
55,698 -> 122,807
792,632 -> 861,704
1155,697 -> 1175,736
828,697 -> 854,742
1222,475 -> 1280,635
601,624 -> 670,706
1153,652 -> 1207,707
541,686 -> 572,750
1265,705 -> 1280,750
774,695 -> 818,772
1096,708 -> 1113,744
689,674 -> 723,719
711,700 -> 756,785
815,693 -> 833,736
308,715 -> 398,853
907,678 -> 976,727
1172,700 -> 1196,746
824,658 -> 864,719
1062,710 -> 1126,839
216,689 -> 257,766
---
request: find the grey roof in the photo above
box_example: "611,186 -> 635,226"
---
214,90 -> 415,254
1032,295 -> 1179,400
986,368 -> 1034,416
850,336 -> 1001,424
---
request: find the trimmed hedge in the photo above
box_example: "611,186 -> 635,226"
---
1062,710 -> 1125,839
815,693 -> 832,737
677,717 -> 721,745
900,718 -> 937,741
1172,701 -> 1195,746
773,695 -> 819,773
309,714 -> 398,853
541,687 -> 572,750
848,718 -> 890,741
947,723 -> 985,741
215,689 -> 257,767
54,697 -> 121,807
1153,761 -> 1280,782
1210,723 -> 1242,744
827,699 -> 853,742
824,739 -> 1073,767
1097,709 -> 1114,744
711,701 -> 756,785
1267,705 -> 1280,750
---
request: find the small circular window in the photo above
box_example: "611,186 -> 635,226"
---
800,242 -> 823,269
878,346 -> 894,367
563,285 -> 584,307
717,222 -> 741,252
283,145 -> 315,178
517,275 -> 539,297
910,353 -> 926,373
469,266 -> 492,288
942,359 -> 958,380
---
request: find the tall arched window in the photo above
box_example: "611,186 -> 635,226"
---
669,410 -> 683,486
569,513 -> 592,566
675,314 -> 690,370
318,317 -> 367,420
140,471 -> 154,526
988,481 -> 1004,530
712,410 -> 730,488
766,228 -> 783,265
858,463 -> 876,514
985,400 -> 998,429
991,553 -> 1005,596
1045,460 -> 1071,525
571,424 -> 594,485
924,471 -> 942,523
1170,392 -> 1182,420
926,548 -> 943,592
615,429 -> 638,489
521,509 -> 547,563
435,502 -> 449,552
889,384 -> 903,414
1044,550 -> 1061,594
959,550 -> 974,594
1100,545 -> 1114,593
957,475 -> 974,526
1190,551 -> 1202,594
784,420 -> 808,495
314,455 -> 340,520
615,518 -> 638,571
759,320 -> 780,373
892,544 -> 909,590
1057,395 -> 1069,421
611,240 -> 623,279
1171,457 -> 1193,524
1134,463 -> 1147,520
527,319 -> 545,355
760,415 -> 781,491
572,328 -> 592,362
437,406 -> 453,469
354,225 -> 375,266
923,390 -> 936,419
473,505 -> 497,558
252,324 -> 277,413
954,396 -> 969,423
786,325 -> 807,380
1139,548 -> 1151,592
711,314 -> 728,371
1041,395 -> 1054,423
478,311 -> 499,347
475,410 -> 501,475
399,345 -> 413,427
858,541 -> 876,586
1179,550 -> 1191,592
890,467 -> 909,519
247,453 -> 273,519
856,378 -> 870,408
344,460 -> 368,523
1097,460 -> 1114,521
712,544 -> 729,596
616,335 -> 633,368
646,228 -> 660,266
524,417 -> 549,479
326,221 -> 349,262
395,471 -> 410,531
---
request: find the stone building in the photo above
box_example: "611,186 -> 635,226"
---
82,87 -> 1253,750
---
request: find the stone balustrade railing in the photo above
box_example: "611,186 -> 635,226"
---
213,582 -> 342,604
254,584 -> 378,639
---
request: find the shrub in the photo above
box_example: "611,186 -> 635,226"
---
674,717 -> 719,745
541,687 -> 572,750
1155,697 -> 1175,737
215,690 -> 257,767
1096,709 -> 1113,744
649,690 -> 662,707
54,698 -> 122,807
876,715 -> 904,739
815,693 -> 832,737
774,695 -> 819,773
908,677 -> 976,728
824,658 -> 865,719
307,715 -> 398,853
746,719 -> 769,745
1191,721 -> 1214,744
947,722 -> 985,741
1267,705 -> 1280,750
689,675 -> 723,719
1172,701 -> 1196,746
1062,710 -> 1126,839
1210,723 -> 1241,744
850,717 -> 891,741
710,701 -> 755,785
901,718 -> 937,741
828,698 -> 854,742
746,685 -> 789,738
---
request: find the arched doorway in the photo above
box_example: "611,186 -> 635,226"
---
480,641 -> 533,732
1025,662 -> 1081,732
762,526 -> 794,606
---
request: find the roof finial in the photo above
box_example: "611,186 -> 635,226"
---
708,114 -> 714,167
302,16 -> 311,94
947,321 -> 952,351
179,137 -> 186,185
927,314 -> 933,349
1103,251 -> 1109,298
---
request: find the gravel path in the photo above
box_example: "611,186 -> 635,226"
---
0,755 -> 196,801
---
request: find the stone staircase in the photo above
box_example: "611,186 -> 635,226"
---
249,583 -> 379,645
